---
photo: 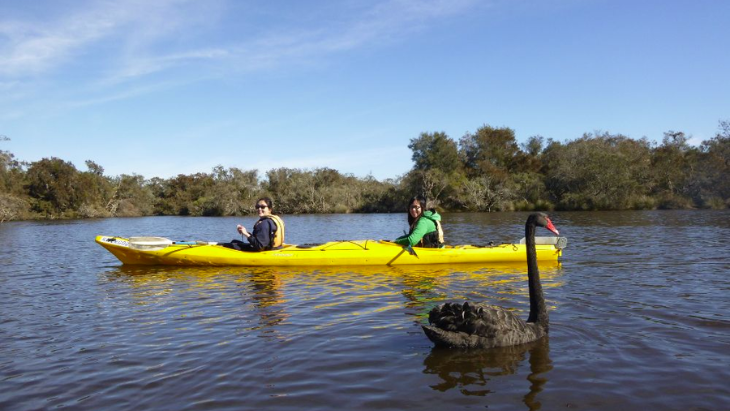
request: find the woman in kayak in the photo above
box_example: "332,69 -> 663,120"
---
220,197 -> 285,251
394,196 -> 444,248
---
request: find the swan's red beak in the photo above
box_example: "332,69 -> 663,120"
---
545,219 -> 559,236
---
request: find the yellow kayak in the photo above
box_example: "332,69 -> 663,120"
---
96,235 -> 566,266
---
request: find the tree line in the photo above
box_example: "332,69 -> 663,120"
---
1,120 -> 728,222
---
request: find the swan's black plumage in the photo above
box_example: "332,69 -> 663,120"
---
422,213 -> 559,348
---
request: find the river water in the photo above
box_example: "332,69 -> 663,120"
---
1,211 -> 728,410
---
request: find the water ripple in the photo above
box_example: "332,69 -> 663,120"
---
1,211 -> 729,410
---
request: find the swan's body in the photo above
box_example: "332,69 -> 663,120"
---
422,213 -> 559,348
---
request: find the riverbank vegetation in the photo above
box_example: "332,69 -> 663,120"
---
1,121 -> 728,221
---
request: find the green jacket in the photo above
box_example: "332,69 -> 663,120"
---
395,210 -> 442,247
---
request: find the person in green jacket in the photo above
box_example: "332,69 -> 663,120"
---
394,196 -> 444,248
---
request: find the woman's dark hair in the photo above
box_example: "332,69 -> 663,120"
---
407,196 -> 427,226
257,197 -> 274,213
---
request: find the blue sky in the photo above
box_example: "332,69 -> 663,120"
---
1,0 -> 728,181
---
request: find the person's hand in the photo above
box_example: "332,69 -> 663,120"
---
237,224 -> 246,235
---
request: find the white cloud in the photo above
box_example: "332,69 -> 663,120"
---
0,3 -> 128,76
0,0 -> 222,77
222,0 -> 480,69
0,0 -> 481,119
1,0 -> 479,80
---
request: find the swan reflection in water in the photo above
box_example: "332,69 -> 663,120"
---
423,337 -> 552,409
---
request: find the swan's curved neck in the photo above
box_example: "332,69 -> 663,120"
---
526,220 -> 548,329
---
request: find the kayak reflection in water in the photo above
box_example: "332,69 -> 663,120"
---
394,196 -> 445,248
219,197 -> 286,252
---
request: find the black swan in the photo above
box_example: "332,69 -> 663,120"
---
422,213 -> 560,348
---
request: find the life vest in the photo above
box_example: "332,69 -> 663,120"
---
412,213 -> 445,248
254,215 -> 285,248
421,217 -> 444,248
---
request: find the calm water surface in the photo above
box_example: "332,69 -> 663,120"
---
1,211 -> 728,410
